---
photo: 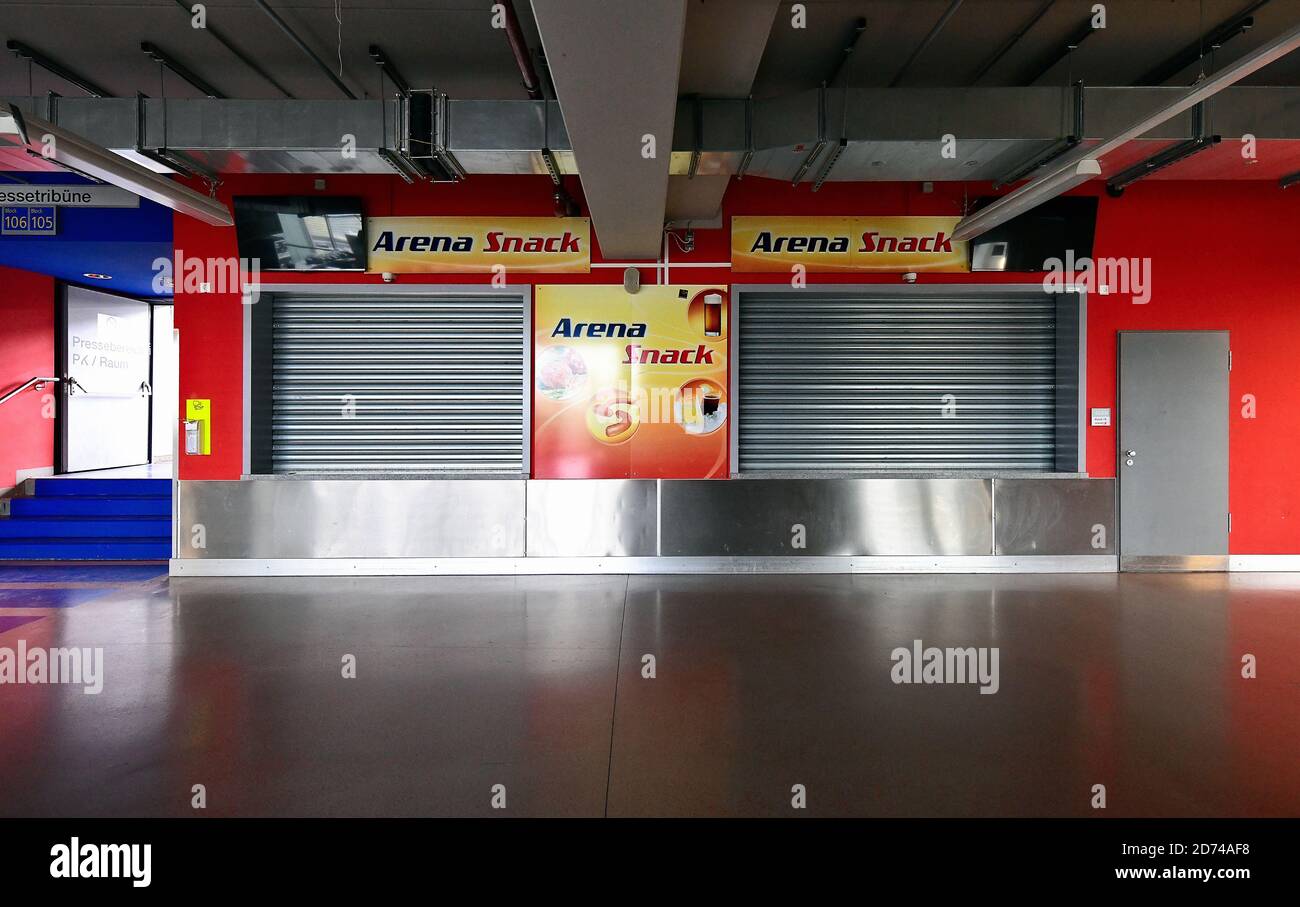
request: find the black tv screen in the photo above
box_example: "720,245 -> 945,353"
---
232,196 -> 366,271
968,196 -> 1098,272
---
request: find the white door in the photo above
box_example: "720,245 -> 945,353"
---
62,286 -> 152,473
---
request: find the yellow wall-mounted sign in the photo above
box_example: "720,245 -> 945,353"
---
731,216 -> 969,273
185,398 -> 211,456
366,216 -> 591,273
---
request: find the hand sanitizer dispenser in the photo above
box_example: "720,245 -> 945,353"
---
184,399 -> 211,455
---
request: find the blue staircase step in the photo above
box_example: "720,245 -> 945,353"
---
0,517 -> 171,539
2,476 -> 174,561
0,539 -> 171,560
34,478 -> 170,497
10,496 -> 172,517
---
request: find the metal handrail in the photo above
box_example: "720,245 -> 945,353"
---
64,378 -> 152,398
0,376 -> 59,407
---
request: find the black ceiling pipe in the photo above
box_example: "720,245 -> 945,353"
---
6,39 -> 112,98
254,0 -> 357,99
168,0 -> 295,98
141,42 -> 225,98
973,0 -> 1057,83
1134,1 -> 1269,85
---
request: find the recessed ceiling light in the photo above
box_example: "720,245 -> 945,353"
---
82,273 -> 112,280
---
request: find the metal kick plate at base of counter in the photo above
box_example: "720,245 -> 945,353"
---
175,477 -> 1115,569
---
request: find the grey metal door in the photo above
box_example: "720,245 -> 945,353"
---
1118,331 -> 1228,566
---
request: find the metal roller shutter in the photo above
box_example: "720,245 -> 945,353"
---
738,291 -> 1057,472
270,294 -> 525,474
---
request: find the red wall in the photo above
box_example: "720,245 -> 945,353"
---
1087,181 -> 1300,554
0,265 -> 55,491
172,173 -> 1300,553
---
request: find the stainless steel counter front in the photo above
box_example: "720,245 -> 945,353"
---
178,479 -> 525,558
173,476 -> 1115,574
660,479 -> 992,556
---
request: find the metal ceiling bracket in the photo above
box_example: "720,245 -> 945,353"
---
812,137 -> 847,191
1106,103 -> 1220,196
736,96 -> 754,180
687,95 -> 703,179
1105,133 -> 1220,196
827,17 -> 868,86
791,85 -> 828,186
401,89 -> 465,182
134,92 -> 221,187
369,45 -> 411,98
994,80 -> 1084,188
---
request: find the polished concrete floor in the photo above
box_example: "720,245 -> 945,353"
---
0,567 -> 1296,817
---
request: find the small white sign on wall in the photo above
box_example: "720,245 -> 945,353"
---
1090,408 -> 1112,427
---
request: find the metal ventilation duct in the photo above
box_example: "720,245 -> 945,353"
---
6,86 -> 1300,185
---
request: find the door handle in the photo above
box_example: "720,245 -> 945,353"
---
1125,449 -> 1137,457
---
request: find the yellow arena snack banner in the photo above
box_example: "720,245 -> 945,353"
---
366,217 -> 590,273
732,215 -> 969,273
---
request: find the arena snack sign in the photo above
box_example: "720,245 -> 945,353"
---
732,216 -> 968,273
366,217 -> 590,273
533,285 -> 729,479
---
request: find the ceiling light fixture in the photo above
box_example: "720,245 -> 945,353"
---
954,18 -> 1300,241
0,102 -> 233,226
954,159 -> 1101,240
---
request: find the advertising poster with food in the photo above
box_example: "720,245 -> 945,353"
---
534,285 -> 729,479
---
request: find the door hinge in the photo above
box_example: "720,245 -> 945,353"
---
1228,512 -> 1233,533
1228,350 -> 1233,371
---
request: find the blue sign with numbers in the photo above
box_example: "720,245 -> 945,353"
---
1,205 -> 58,236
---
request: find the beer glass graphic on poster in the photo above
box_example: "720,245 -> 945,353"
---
534,285 -> 729,478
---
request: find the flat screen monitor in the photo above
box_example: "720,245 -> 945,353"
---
232,196 -> 366,271
969,196 -> 1098,272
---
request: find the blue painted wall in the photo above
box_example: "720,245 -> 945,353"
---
0,172 -> 172,297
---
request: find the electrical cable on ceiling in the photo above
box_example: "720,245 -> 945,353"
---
336,0 -> 344,79
840,21 -> 859,137
1199,0 -> 1206,80
667,229 -> 693,253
